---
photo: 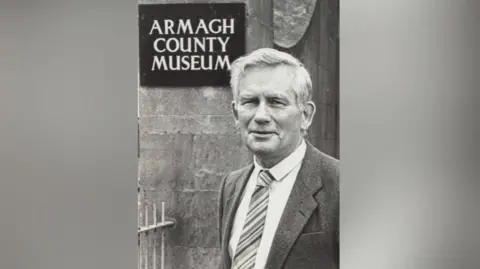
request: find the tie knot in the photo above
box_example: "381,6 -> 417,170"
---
257,169 -> 275,187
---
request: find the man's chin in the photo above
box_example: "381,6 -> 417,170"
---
246,141 -> 277,156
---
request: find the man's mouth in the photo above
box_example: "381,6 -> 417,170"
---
250,130 -> 275,134
249,131 -> 276,140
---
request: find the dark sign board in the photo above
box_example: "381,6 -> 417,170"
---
138,3 -> 246,87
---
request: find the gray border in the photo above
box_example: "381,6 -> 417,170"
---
0,1 -> 138,269
339,1 -> 479,268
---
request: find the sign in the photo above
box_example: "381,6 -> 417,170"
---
138,3 -> 246,87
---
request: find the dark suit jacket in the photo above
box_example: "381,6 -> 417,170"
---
218,140 -> 340,269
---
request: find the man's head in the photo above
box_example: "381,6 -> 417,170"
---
229,48 -> 316,167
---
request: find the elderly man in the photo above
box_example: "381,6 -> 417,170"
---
218,48 -> 339,269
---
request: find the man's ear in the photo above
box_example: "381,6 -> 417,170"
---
301,101 -> 316,132
231,100 -> 239,124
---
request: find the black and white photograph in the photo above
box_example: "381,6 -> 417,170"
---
2,1 -> 478,269
137,1 -> 339,269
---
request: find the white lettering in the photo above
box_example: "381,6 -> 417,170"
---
215,55 -> 230,70
208,19 -> 222,34
217,37 -> 230,52
178,19 -> 193,34
223,18 -> 235,34
195,19 -> 208,34
153,38 -> 166,53
149,20 -> 163,35
151,55 -> 168,70
166,38 -> 179,52
164,19 -> 175,35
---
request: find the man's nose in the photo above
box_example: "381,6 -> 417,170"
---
253,102 -> 271,124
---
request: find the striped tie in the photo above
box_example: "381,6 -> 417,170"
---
231,169 -> 275,269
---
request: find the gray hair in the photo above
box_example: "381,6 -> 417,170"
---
229,48 -> 313,107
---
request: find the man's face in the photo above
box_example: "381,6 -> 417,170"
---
232,65 -> 311,163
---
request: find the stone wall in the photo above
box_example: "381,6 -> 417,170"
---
137,88 -> 251,269
137,0 -> 270,268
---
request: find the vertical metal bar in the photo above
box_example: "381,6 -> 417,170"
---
161,202 -> 165,269
153,203 -> 156,269
138,201 -> 141,269
144,207 -> 148,269
153,203 -> 157,226
153,238 -> 156,269
138,212 -> 142,269
144,239 -> 148,269
138,236 -> 141,269
145,205 -> 149,227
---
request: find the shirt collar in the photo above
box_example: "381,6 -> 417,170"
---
253,139 -> 307,182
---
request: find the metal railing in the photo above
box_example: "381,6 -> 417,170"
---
138,202 -> 176,269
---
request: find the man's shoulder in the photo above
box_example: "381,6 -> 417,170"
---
318,149 -> 339,174
307,143 -> 339,181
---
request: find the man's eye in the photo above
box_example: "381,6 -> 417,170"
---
242,99 -> 258,105
270,99 -> 286,105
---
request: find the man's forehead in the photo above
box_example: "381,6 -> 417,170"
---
236,86 -> 297,103
238,88 -> 291,96
238,65 -> 295,87
241,64 -> 296,76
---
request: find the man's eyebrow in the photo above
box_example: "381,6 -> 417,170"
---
237,95 -> 253,102
238,92 -> 256,98
265,93 -> 289,99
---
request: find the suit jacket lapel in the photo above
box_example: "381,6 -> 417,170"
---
265,142 -> 324,269
220,164 -> 254,269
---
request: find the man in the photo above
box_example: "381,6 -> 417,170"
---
218,48 -> 339,269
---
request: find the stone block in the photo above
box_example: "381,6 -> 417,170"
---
193,134 -> 251,171
192,134 -> 252,190
139,133 -> 252,191
138,134 -> 174,189
139,87 -> 233,116
138,134 -> 175,151
138,134 -> 196,190
139,151 -> 185,190
160,245 -> 221,269
172,134 -> 195,188
193,169 -> 227,191
139,240 -> 219,269
154,190 -> 220,248
139,115 -> 238,134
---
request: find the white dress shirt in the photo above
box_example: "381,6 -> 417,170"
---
229,139 -> 307,269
